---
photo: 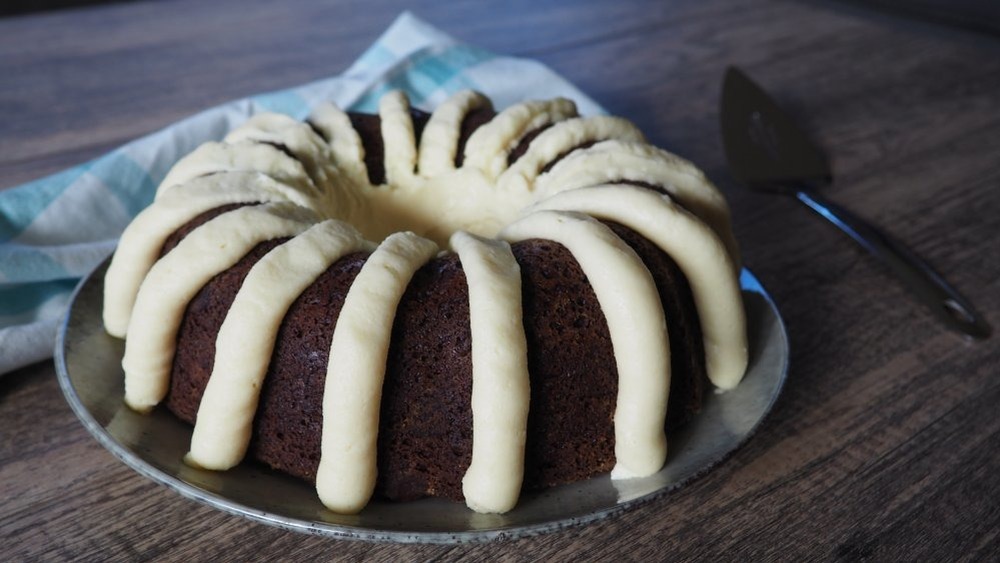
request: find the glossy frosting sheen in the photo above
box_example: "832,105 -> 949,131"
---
104,90 -> 749,514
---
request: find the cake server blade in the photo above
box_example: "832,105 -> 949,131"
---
720,65 -> 990,339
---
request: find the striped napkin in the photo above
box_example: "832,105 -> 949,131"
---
0,12 -> 603,375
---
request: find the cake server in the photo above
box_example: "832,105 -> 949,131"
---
720,65 -> 990,339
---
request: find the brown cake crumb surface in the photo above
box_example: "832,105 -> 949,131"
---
247,252 -> 369,482
166,237 -> 289,422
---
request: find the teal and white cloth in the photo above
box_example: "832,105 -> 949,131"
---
0,12 -> 602,374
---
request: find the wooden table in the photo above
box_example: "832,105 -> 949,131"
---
3,0 -> 999,559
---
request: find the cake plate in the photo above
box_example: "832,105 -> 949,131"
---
56,258 -> 788,543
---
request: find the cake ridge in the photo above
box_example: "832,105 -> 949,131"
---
121,201 -> 318,412
529,185 -> 746,389
316,231 -> 440,514
496,115 -> 646,195
501,210 -> 671,479
451,231 -> 529,514
186,219 -> 373,471
534,139 -> 740,261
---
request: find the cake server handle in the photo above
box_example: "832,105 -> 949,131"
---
794,187 -> 990,339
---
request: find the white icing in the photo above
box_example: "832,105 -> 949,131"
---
122,202 -> 317,412
497,116 -> 645,194
462,98 -> 578,179
156,141 -> 316,201
535,139 -> 740,263
315,232 -> 439,515
452,231 -> 529,514
103,171 -> 309,337
308,102 -> 369,188
186,220 -> 373,470
417,90 -> 491,177
224,112 -> 333,197
529,186 -> 748,390
378,91 -> 420,188
500,210 -> 671,480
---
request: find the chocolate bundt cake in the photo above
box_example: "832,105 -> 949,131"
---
103,90 -> 748,515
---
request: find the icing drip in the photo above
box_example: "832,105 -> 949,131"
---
451,231 -> 529,514
534,139 -> 740,263
418,91 -> 491,177
315,232 -> 439,515
308,102 -> 369,188
529,185 -> 748,390
156,141 -> 316,201
122,202 -> 318,412
378,91 -> 420,187
224,113 -> 333,197
462,98 -> 578,178
497,116 -> 645,194
500,210 -> 671,479
103,171 -> 309,338
186,220 -> 374,470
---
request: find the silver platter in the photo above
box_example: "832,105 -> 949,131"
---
56,258 -> 788,543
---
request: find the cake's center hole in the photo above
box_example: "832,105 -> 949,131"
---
342,170 -> 532,248
331,108 -> 535,248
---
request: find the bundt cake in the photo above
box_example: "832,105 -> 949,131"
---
102,90 -> 748,515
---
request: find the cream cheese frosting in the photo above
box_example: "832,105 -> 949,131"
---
106,89 -> 749,515
156,141 -> 317,201
186,220 -> 374,470
417,90 -> 492,177
315,231 -> 439,515
452,231 -> 530,514
501,210 -> 671,479
529,185 -> 748,389
306,102 -> 369,188
223,112 -> 334,196
122,202 -> 318,412
103,171 -> 315,337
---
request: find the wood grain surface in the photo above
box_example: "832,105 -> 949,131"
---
2,0 -> 999,560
